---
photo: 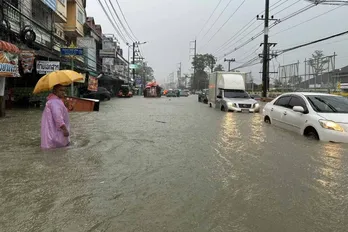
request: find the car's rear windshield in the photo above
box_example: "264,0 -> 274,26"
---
306,95 -> 348,113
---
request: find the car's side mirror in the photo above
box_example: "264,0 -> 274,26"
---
250,96 -> 254,99
217,95 -> 222,99
293,106 -> 305,113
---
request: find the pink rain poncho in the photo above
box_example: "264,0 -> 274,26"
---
41,94 -> 70,149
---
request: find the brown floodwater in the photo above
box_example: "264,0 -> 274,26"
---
0,96 -> 347,232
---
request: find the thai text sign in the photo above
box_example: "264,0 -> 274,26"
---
0,51 -> 19,77
60,48 -> 83,56
36,60 -> 60,74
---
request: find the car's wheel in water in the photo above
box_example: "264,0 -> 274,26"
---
264,116 -> 271,124
304,127 -> 319,140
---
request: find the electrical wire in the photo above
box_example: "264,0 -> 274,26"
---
222,2 -> 317,58
97,0 -> 128,44
103,0 -> 128,43
212,0 -> 291,55
279,29 -> 348,54
201,0 -> 248,49
114,0 -> 138,41
273,0 -> 302,15
271,4 -> 343,37
196,0 -> 223,38
200,0 -> 234,41
108,0 -> 135,42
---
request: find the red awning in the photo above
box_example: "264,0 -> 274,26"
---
0,40 -> 20,54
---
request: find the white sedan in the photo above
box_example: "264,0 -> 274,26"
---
262,92 -> 348,143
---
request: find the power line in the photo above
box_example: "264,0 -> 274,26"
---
196,0 -> 224,38
103,0 -> 129,43
200,0 -> 234,42
279,29 -> 348,54
271,4 -> 343,37
114,0 -> 139,41
97,0 -> 128,44
222,3 -> 317,58
108,0 -> 135,42
273,0 -> 302,15
202,0 -> 248,48
212,0 -> 290,55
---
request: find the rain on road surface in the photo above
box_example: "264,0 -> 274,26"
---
0,96 -> 347,232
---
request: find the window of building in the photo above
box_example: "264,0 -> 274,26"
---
77,9 -> 84,24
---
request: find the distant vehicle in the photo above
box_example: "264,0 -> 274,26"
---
166,90 -> 177,97
263,92 -> 348,143
198,89 -> 209,103
250,94 -> 261,101
82,87 -> 111,101
180,91 -> 189,97
208,72 -> 260,112
118,85 -> 133,98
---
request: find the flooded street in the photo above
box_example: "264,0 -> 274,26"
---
0,96 -> 347,232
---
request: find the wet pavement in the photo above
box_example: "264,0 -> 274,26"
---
0,95 -> 347,232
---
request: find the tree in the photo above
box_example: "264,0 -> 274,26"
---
135,61 -> 154,82
191,53 -> 216,90
214,64 -> 224,72
308,50 -> 328,87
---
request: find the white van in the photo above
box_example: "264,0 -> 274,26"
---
208,72 -> 260,113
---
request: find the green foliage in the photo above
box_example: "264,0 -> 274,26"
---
135,61 -> 154,81
191,53 -> 216,90
308,50 -> 329,76
214,64 -> 224,72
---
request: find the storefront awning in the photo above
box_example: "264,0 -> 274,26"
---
0,40 -> 20,54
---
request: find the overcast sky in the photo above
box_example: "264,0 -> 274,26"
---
86,0 -> 348,84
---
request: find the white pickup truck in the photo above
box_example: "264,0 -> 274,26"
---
208,71 -> 260,113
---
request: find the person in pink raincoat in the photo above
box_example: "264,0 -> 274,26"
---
41,84 -> 70,149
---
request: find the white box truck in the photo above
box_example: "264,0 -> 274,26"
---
208,72 -> 260,113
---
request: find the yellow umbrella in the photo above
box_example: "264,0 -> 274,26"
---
33,70 -> 84,94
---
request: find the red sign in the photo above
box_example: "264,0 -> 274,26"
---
88,76 -> 98,92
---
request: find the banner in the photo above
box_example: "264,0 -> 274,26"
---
19,50 -> 35,74
36,60 -> 60,74
88,76 -> 98,92
0,51 -> 20,77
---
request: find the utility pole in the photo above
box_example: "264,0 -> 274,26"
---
257,0 -> 278,97
190,40 -> 197,90
132,42 -> 135,82
224,58 -> 236,71
177,62 -> 181,88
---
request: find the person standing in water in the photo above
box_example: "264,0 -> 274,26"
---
41,84 -> 70,149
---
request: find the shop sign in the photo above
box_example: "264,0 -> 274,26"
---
60,48 -> 83,56
36,60 -> 60,74
0,51 -> 20,77
19,50 -> 35,74
88,76 -> 98,92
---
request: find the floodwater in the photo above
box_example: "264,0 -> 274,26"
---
0,96 -> 347,232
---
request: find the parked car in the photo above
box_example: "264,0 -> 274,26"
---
198,89 -> 209,103
82,87 -> 111,101
166,90 -> 177,97
118,85 -> 133,98
180,91 -> 189,97
263,92 -> 348,143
